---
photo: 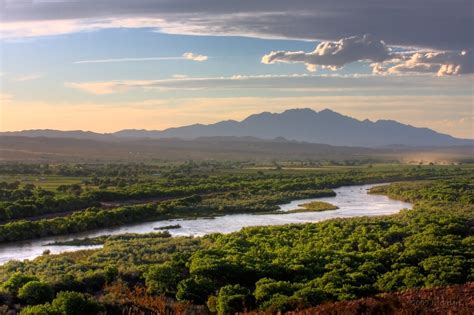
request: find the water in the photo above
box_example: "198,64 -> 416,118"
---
0,184 -> 412,265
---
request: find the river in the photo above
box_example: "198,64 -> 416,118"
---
0,183 -> 412,265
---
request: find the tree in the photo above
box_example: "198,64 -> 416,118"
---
376,267 -> 425,292
216,284 -> 252,315
420,255 -> 467,287
254,278 -> 296,303
18,281 -> 53,305
51,291 -> 105,315
259,294 -> 304,313
176,277 -> 215,304
2,272 -> 39,295
145,262 -> 182,296
20,303 -> 62,315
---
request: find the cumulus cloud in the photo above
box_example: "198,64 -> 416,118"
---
261,34 -> 472,76
262,34 -> 393,72
182,52 -> 208,61
0,0 -> 472,50
373,50 -> 473,76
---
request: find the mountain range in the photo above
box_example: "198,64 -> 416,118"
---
2,108 -> 472,147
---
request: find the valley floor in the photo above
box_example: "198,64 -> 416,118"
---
0,163 -> 472,314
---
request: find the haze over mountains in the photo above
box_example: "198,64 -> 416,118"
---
2,108 -> 472,147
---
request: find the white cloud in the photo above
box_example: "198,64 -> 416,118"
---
0,93 -> 14,103
65,80 -> 154,95
260,34 -> 472,76
74,53 -> 208,64
12,73 -> 43,82
0,18 -> 166,39
262,35 -> 393,72
373,50 -> 473,76
74,56 -> 184,64
65,73 -> 473,95
182,52 -> 208,62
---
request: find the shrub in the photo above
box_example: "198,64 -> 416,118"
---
176,277 -> 215,304
2,272 -> 39,295
52,291 -> 105,315
18,281 -> 53,305
216,284 -> 252,315
20,303 -> 62,315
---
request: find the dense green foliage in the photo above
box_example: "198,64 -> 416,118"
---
0,189 -> 334,242
369,179 -> 474,204
20,291 -> 105,315
18,281 -> 54,305
0,171 -> 472,314
0,163 -> 468,242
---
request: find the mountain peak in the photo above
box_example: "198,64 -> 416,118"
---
282,108 -> 317,115
318,108 -> 338,115
4,108 -> 471,147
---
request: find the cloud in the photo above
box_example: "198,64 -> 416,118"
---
74,56 -> 184,64
0,1 -> 472,50
74,53 -> 208,64
65,73 -> 473,95
0,93 -> 14,103
12,73 -> 43,82
0,18 -> 167,39
373,50 -> 473,76
262,34 -> 393,72
65,81 -> 153,95
182,52 -> 208,62
261,34 -> 472,76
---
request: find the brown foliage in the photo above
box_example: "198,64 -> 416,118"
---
240,282 -> 473,315
102,281 -> 210,315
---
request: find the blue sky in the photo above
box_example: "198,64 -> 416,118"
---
0,0 -> 472,138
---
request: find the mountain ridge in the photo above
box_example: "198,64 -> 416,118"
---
2,108 -> 472,147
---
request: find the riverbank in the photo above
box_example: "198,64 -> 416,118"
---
0,183 -> 412,265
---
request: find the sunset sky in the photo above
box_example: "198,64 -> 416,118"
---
0,0 -> 472,138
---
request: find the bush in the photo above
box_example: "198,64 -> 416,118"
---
2,272 -> 39,295
254,278 -> 297,303
18,281 -> 53,305
176,277 -> 215,304
145,262 -> 182,296
259,294 -> 304,313
376,267 -> 425,292
52,291 -> 105,315
216,284 -> 252,315
20,303 -> 62,315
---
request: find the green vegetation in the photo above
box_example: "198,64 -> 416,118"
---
292,201 -> 338,212
0,163 -> 469,242
154,224 -> 182,230
0,166 -> 472,314
18,281 -> 54,305
20,291 -> 105,315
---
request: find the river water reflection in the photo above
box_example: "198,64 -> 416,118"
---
0,183 -> 412,265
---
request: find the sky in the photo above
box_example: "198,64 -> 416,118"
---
0,0 -> 473,138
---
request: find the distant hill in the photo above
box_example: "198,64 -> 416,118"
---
114,109 -> 472,147
0,129 -> 114,141
0,135 -> 383,162
1,135 -> 472,163
2,109 -> 472,147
